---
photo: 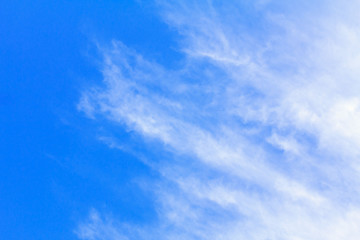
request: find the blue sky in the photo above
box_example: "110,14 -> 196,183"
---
3,1 -> 360,239
1,1 -> 171,239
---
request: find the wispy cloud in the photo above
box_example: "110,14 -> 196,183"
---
77,1 -> 360,239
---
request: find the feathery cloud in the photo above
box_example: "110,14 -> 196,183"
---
77,1 -> 360,239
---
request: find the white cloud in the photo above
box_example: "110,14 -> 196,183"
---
76,210 -> 128,240
77,1 -> 360,239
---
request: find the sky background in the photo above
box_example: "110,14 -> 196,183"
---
3,1 -> 360,240
1,1 -> 176,239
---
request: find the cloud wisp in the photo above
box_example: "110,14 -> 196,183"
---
77,1 -> 360,239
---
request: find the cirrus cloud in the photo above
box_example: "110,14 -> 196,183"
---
77,1 -> 360,239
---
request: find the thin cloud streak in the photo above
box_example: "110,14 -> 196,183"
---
77,1 -> 360,239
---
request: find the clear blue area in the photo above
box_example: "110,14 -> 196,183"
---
0,1 -> 180,239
